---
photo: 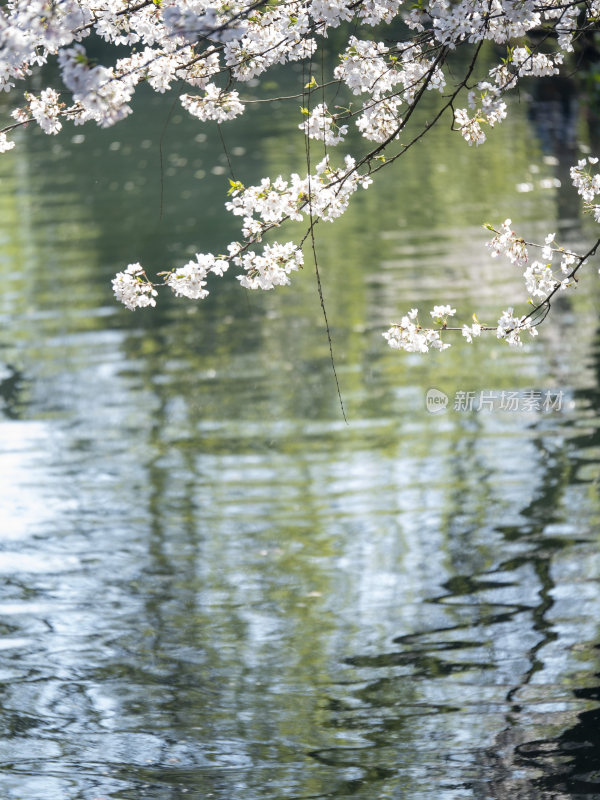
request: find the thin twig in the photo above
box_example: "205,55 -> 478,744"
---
303,55 -> 348,423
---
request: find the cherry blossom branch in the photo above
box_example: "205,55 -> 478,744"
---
2,0 -> 599,365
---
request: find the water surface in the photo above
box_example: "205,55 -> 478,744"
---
0,84 -> 600,800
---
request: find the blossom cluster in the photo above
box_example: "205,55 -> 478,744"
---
166,253 -> 229,299
487,219 -> 577,297
454,81 -> 507,146
111,240 -> 304,308
382,155 -> 598,354
234,241 -> 305,290
180,86 -> 245,123
12,89 -> 63,134
299,104 -> 348,146
111,264 -> 158,311
570,158 -> 600,223
496,307 -> 538,347
382,301 -> 536,352
486,219 -> 528,266
383,307 -> 454,353
225,154 -> 372,239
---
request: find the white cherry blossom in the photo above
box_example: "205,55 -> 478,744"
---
112,264 -> 158,310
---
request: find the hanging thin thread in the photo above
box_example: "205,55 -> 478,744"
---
158,85 -> 183,221
302,56 -> 348,424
